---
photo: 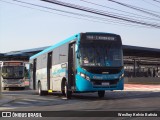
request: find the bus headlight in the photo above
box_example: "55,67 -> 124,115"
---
19,79 -> 24,83
119,73 -> 124,79
80,73 -> 85,78
80,73 -> 90,81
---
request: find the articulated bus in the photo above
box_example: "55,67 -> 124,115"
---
29,32 -> 124,98
0,61 -> 27,90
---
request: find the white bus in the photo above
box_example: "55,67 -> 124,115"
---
0,61 -> 27,90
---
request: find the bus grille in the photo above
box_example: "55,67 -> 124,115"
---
5,80 -> 20,84
82,66 -> 122,74
91,79 -> 119,88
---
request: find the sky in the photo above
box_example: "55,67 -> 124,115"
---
0,0 -> 160,53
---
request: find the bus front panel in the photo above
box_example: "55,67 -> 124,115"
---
75,33 -> 124,92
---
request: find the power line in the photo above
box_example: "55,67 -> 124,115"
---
109,0 -> 160,14
40,0 -> 160,28
10,0 -> 103,21
0,0 -> 112,23
80,0 -> 160,21
141,0 -> 160,9
152,0 -> 160,4
107,0 -> 160,18
1,0 -> 160,28
0,0 -> 149,28
11,0 -> 160,27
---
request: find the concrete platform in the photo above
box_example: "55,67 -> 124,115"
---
124,77 -> 160,84
124,84 -> 160,91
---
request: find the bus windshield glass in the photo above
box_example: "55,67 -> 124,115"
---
79,42 -> 123,67
2,66 -> 24,79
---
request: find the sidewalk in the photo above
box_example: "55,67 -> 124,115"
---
124,84 -> 160,91
0,95 -> 15,106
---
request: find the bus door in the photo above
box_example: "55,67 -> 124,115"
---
68,42 -> 76,90
33,59 -> 37,90
47,52 -> 52,90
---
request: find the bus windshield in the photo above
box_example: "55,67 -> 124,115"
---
2,66 -> 24,79
79,42 -> 123,67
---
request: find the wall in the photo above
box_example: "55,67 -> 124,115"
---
124,77 -> 160,84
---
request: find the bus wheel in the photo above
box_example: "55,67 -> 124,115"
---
98,90 -> 105,98
3,87 -> 6,90
64,81 -> 72,99
38,82 -> 45,96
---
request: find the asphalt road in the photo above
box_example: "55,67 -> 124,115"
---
1,88 -> 160,111
1,87 -> 160,120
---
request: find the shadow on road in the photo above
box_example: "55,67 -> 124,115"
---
3,89 -> 160,101
50,91 -> 160,101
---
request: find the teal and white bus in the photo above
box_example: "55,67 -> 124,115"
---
29,32 -> 124,98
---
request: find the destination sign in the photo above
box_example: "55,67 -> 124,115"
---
86,35 -> 117,41
3,62 -> 23,66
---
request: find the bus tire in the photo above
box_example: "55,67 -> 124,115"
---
3,87 -> 6,90
64,81 -> 72,99
98,90 -> 105,98
38,82 -> 46,96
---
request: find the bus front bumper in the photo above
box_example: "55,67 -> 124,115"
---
75,75 -> 124,92
3,83 -> 25,88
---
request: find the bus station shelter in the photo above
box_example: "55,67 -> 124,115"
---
123,45 -> 160,84
0,45 -> 160,84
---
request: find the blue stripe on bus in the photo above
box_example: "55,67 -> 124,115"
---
52,68 -> 66,75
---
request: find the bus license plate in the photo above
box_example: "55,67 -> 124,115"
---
102,82 -> 109,86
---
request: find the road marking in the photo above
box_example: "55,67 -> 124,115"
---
0,107 -> 16,110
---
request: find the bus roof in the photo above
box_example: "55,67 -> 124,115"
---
30,32 -> 120,60
30,33 -> 80,60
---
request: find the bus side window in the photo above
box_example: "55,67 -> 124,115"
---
30,64 -> 33,70
27,63 -> 33,79
24,67 -> 29,79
